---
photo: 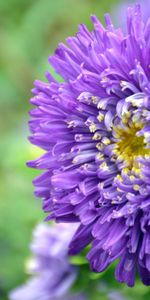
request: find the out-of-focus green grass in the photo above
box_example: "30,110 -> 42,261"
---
1,0 -> 150,299
0,130 -> 44,299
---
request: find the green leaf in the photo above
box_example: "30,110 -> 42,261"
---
70,255 -> 88,266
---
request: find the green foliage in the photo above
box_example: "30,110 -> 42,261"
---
0,130 -> 43,299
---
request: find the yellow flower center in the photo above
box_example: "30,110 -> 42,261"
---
113,123 -> 150,172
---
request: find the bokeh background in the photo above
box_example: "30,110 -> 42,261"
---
0,0 -> 150,299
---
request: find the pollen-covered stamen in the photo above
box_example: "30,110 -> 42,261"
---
112,122 -> 150,171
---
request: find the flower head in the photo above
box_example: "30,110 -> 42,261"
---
9,223 -> 85,300
28,4 -> 150,287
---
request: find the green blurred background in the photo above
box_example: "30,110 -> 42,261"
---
0,0 -> 150,299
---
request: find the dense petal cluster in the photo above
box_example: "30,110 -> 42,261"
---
9,224 -> 85,300
113,0 -> 150,31
28,5 -> 150,286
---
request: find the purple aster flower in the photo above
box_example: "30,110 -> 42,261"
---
108,291 -> 127,300
9,223 -> 85,300
28,4 -> 150,287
